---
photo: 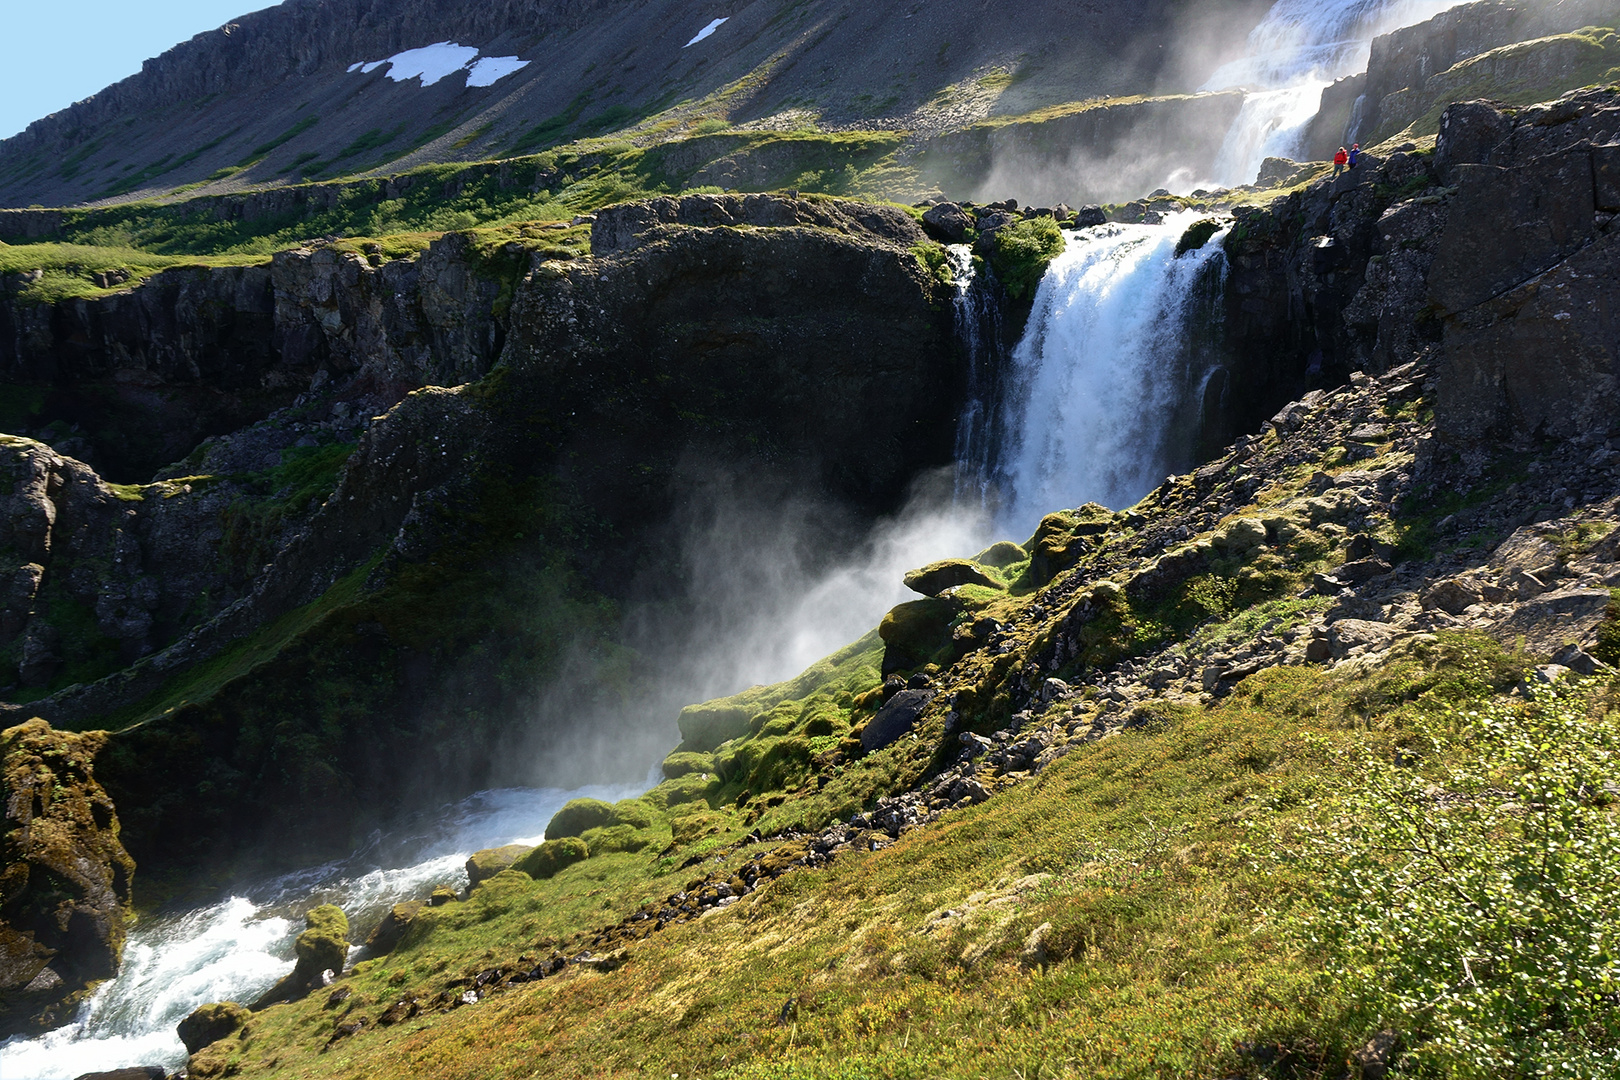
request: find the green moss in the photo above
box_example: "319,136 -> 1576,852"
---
514,837 -> 590,880
545,798 -> 617,840
987,217 -> 1065,301
1174,217 -> 1222,257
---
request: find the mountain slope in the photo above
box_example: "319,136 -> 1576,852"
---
0,0 -> 1272,209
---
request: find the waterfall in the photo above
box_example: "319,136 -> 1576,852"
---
949,244 -> 1010,507
1197,0 -> 1471,187
988,212 -> 1230,537
0,782 -> 645,1080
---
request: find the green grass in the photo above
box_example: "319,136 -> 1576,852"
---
0,243 -> 267,304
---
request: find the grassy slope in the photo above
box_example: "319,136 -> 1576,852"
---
203,630 -> 1558,1080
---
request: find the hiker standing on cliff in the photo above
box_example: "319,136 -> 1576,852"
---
1348,143 -> 1362,170
1333,146 -> 1349,177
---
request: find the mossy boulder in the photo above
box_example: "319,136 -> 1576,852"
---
582,823 -> 654,854
670,810 -> 727,846
1174,217 -> 1223,257
986,217 -> 1066,300
660,751 -> 714,779
514,837 -> 590,880
466,844 -> 535,888
178,1000 -> 251,1054
610,799 -> 657,830
544,798 -> 617,840
1027,505 -> 1114,586
974,541 -> 1028,568
878,598 -> 960,675
364,900 -> 424,954
903,559 -> 1004,597
251,905 -> 349,1009
677,703 -> 753,753
0,719 -> 135,1038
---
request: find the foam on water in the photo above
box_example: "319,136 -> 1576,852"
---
0,782 -> 644,1080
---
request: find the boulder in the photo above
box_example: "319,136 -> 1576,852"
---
514,837 -> 590,880
0,720 -> 135,1037
902,559 -> 1003,597
1074,205 -> 1107,228
364,901 -> 424,955
676,703 -> 751,753
466,845 -> 534,887
860,690 -> 936,752
544,798 -> 616,840
178,1001 -> 250,1054
1327,619 -> 1402,658
1491,588 -> 1614,657
973,541 -> 1027,567
878,598 -> 959,675
251,905 -> 349,1009
1422,578 -> 1483,615
73,1069 -> 167,1080
921,202 -> 973,244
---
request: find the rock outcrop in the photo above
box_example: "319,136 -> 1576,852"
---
251,904 -> 349,1010
0,719 -> 134,1037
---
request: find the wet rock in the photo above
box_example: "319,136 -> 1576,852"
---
861,690 -> 936,752
0,720 -> 134,1038
1073,205 -> 1107,228
72,1069 -> 168,1080
466,844 -> 534,887
178,1000 -> 251,1053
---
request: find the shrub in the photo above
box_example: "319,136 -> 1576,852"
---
988,217 -> 1065,301
1290,678 -> 1620,1077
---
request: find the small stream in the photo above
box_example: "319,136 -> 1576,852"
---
0,780 -> 645,1079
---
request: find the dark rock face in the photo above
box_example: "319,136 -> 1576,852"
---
861,689 -> 936,752
1,231 -> 508,482
1427,92 -> 1620,451
0,719 -> 134,1038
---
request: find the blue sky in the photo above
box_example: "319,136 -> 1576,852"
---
0,1 -> 279,139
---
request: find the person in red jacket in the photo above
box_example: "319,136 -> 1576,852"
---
1333,146 -> 1349,178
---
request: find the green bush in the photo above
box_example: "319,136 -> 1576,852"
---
988,217 -> 1065,301
1290,677 -> 1620,1077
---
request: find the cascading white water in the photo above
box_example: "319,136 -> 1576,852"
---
991,212 -> 1230,537
1195,0 -> 1471,188
0,781 -> 644,1080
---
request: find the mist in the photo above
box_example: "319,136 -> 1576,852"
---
495,466 -> 993,788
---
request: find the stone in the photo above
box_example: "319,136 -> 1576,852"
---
1491,588 -> 1614,657
1336,558 -> 1393,584
675,704 -> 751,753
1352,1029 -> 1401,1080
902,559 -> 1003,597
0,720 -> 135,1038
860,690 -> 936,753
1074,205 -> 1107,228
544,798 -> 616,840
1019,922 -> 1055,969
466,844 -> 534,887
514,837 -> 590,880
1422,578 -> 1482,615
72,1069 -> 167,1080
178,1000 -> 250,1053
1551,642 -> 1610,676
251,905 -> 349,1010
920,202 -> 973,244
1327,620 -> 1401,658
878,598 -> 959,675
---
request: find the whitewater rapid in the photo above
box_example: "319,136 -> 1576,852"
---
982,212 -> 1230,536
1195,0 -> 1472,188
0,782 -> 644,1080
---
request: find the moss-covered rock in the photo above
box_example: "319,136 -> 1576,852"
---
544,798 -> 617,840
1027,505 -> 1114,586
251,905 -> 349,1010
676,703 -> 753,753
1174,217 -> 1223,257
178,1000 -> 251,1054
582,823 -> 654,854
364,900 -> 424,955
0,719 -> 134,1037
660,751 -> 715,779
902,559 -> 1004,597
466,845 -> 535,888
974,541 -> 1028,568
878,598 -> 961,675
514,837 -> 590,880
986,217 -> 1066,301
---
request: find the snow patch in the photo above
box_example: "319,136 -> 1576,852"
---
684,17 -> 729,47
348,42 -> 530,89
466,55 -> 531,88
347,61 -> 363,73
